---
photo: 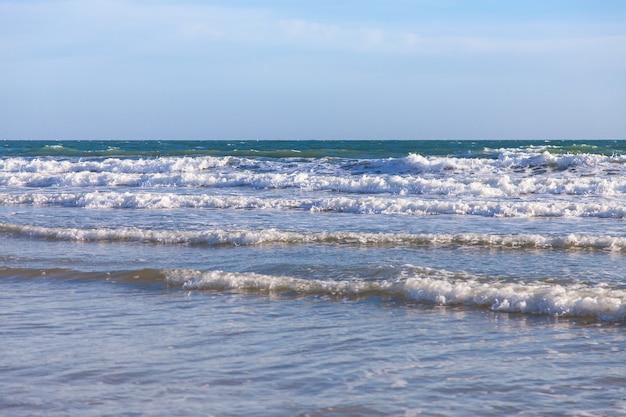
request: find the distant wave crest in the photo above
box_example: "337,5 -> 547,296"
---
1,152 -> 626,197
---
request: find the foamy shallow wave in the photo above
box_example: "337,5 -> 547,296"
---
4,222 -> 626,251
165,269 -> 626,321
4,265 -> 624,320
2,191 -> 626,218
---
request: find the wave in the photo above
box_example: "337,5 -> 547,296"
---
3,222 -> 626,251
3,265 -> 623,320
2,152 -> 626,196
4,170 -> 624,197
387,149 -> 620,175
2,192 -> 626,218
166,268 -> 626,321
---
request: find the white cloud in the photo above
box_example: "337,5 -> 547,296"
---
279,19 -> 342,43
1,0 -> 624,61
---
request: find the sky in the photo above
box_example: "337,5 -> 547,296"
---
1,0 -> 625,140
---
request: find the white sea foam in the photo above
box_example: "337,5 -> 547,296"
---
2,170 -> 625,196
0,156 -> 233,174
164,268 -> 626,321
4,222 -> 626,251
1,191 -> 626,218
2,153 -> 626,197
375,149 -> 624,175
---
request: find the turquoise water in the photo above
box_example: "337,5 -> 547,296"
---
3,139 -> 626,158
1,140 -> 626,416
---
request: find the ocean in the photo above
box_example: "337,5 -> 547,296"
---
1,139 -> 625,416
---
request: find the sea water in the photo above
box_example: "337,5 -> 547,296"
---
1,140 -> 625,416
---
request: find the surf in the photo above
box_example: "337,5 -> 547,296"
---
4,222 -> 626,251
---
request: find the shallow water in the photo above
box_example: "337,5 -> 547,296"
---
2,276 -> 625,417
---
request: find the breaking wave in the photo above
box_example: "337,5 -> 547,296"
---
1,192 -> 626,218
1,152 -> 626,197
166,268 -> 626,321
2,264 -> 624,320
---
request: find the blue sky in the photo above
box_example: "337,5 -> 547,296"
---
1,0 -> 625,140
